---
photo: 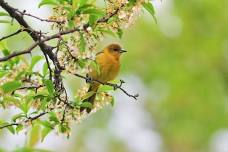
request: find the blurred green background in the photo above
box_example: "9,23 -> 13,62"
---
1,0 -> 228,152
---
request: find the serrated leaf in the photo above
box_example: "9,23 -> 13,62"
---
38,0 -> 59,8
142,2 -> 157,22
1,81 -> 22,93
43,79 -> 54,95
30,56 -> 43,71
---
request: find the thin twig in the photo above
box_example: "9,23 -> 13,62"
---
0,112 -> 48,130
16,9 -> 65,24
0,29 -> 24,41
72,72 -> 139,100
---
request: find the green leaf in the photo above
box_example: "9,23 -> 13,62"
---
58,123 -> 70,133
12,113 -> 26,122
16,124 -> 23,133
38,0 -> 59,8
0,20 -> 10,24
78,59 -> 86,68
30,56 -> 43,71
49,112 -> 59,124
82,8 -> 104,16
78,0 -> 89,7
40,121 -> 53,128
90,61 -> 100,75
27,123 -> 41,148
2,49 -> 10,56
42,62 -> 48,76
142,2 -> 157,22
89,15 -> 98,26
75,4 -> 93,15
110,96 -> 115,107
81,91 -> 95,101
1,81 -> 22,93
0,70 -> 8,78
79,33 -> 86,52
98,29 -> 116,37
80,102 -> 93,109
43,79 -> 54,95
7,125 -> 15,134
97,85 -> 113,92
0,12 -> 9,16
116,28 -> 123,39
41,127 -> 52,142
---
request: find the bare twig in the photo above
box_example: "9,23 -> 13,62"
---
0,112 -> 48,130
0,28 -> 24,41
72,72 -> 139,100
16,9 -> 65,24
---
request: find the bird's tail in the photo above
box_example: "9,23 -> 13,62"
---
80,83 -> 99,113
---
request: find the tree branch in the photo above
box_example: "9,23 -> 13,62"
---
0,28 -> 24,41
16,9 -> 65,24
0,112 -> 48,130
72,72 -> 139,100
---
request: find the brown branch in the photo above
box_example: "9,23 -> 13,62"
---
0,28 -> 24,41
71,72 -> 139,100
0,123 -> 19,129
0,38 -> 44,62
16,9 -> 65,24
0,1 -> 127,62
0,112 -> 48,130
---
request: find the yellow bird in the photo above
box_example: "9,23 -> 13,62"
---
81,43 -> 126,113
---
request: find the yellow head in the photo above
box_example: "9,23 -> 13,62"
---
104,44 -> 126,60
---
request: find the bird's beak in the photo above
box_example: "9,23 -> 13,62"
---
120,48 -> 127,53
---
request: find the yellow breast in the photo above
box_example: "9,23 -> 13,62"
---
89,52 -> 120,83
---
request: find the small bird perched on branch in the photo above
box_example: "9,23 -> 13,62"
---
81,43 -> 127,113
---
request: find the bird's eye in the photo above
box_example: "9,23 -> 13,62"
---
113,48 -> 118,51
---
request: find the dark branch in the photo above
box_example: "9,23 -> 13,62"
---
16,9 -> 65,24
72,72 -> 139,100
0,112 -> 48,130
0,28 -> 24,41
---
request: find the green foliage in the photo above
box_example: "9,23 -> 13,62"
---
142,1 -> 156,22
38,0 -> 59,8
0,0 -> 149,150
1,81 -> 22,93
